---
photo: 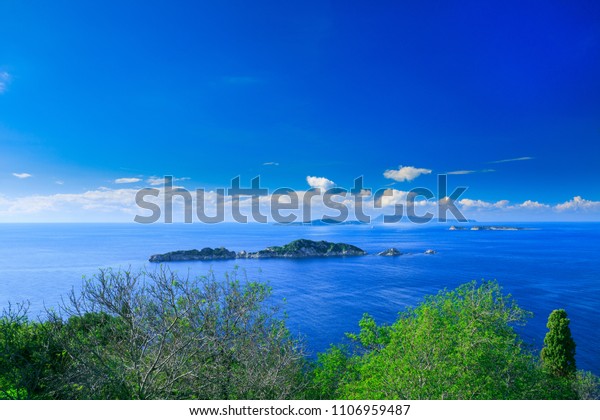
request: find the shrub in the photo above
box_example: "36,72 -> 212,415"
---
312,281 -> 576,399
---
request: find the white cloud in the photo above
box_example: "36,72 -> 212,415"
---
1,174 -> 599,223
383,165 -> 432,182
520,200 -> 549,209
55,180 -> 64,185
115,177 -> 142,184
457,198 -> 491,208
457,199 -> 509,209
147,176 -> 190,186
447,170 -> 476,175
0,188 -> 140,216
555,196 -> 600,211
0,71 -> 10,94
147,177 -> 164,186
495,200 -> 510,208
447,169 -> 495,175
459,198 -> 552,211
356,189 -> 372,197
306,176 -> 335,191
375,189 -> 409,207
489,157 -> 533,164
456,196 -> 600,216
12,172 -> 32,179
263,162 -> 279,166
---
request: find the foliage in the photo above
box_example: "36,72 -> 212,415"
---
0,303 -> 43,399
2,276 -> 598,400
310,345 -> 352,399
572,370 -> 600,400
541,309 -> 577,378
1,268 -> 307,399
311,281 -> 580,399
264,239 -> 364,256
0,302 -> 68,399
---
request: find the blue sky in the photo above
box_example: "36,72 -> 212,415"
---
1,1 -> 599,222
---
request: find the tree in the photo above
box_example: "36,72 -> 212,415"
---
572,370 -> 600,400
42,267 -> 307,399
4,275 -> 597,400
0,303 -> 45,399
0,303 -> 65,399
541,309 -> 576,378
311,281 -> 574,399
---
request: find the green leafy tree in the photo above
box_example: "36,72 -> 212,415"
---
0,302 -> 44,399
541,309 -> 576,378
0,303 -> 66,399
309,345 -> 351,399
4,276 -> 598,400
312,281 -> 574,399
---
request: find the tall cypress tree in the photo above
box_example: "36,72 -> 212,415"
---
541,309 -> 576,378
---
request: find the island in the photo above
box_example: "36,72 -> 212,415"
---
149,239 -> 367,262
149,239 -> 440,262
378,248 -> 403,256
280,218 -> 367,226
238,239 -> 367,259
449,225 -> 526,231
149,247 -> 236,262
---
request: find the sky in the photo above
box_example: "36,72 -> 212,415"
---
1,0 -> 599,222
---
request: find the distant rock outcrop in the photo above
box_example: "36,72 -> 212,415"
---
450,225 -> 525,231
471,226 -> 524,231
281,218 -> 367,226
378,248 -> 403,256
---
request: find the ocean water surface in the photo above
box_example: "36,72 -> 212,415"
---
0,222 -> 598,375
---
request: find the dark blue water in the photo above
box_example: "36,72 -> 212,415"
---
0,222 -> 598,375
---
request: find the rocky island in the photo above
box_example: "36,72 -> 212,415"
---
149,239 -> 367,262
449,225 -> 526,231
378,248 -> 403,256
149,239 -> 438,262
238,239 -> 367,259
149,247 -> 236,262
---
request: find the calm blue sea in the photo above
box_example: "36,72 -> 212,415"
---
0,222 -> 598,375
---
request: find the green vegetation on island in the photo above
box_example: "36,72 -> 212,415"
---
149,239 -> 367,262
241,239 -> 367,259
449,226 -> 526,231
0,269 -> 598,400
149,247 -> 237,262
148,239 -> 440,262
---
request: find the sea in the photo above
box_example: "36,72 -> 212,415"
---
0,222 -> 598,375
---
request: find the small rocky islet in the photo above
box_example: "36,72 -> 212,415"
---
377,248 -> 403,256
449,225 -> 526,231
149,239 -> 436,262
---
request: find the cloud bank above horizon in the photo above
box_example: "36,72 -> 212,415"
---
1,181 -> 599,223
